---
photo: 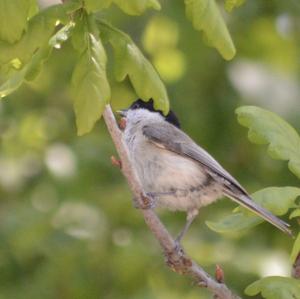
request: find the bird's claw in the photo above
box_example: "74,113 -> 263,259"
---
133,192 -> 157,210
173,239 -> 185,256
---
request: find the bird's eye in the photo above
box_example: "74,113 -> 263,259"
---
132,103 -> 139,109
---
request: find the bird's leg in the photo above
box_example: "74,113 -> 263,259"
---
174,209 -> 199,250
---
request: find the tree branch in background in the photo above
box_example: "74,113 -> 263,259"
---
103,104 -> 241,299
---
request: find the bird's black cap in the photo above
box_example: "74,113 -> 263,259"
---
129,99 -> 180,128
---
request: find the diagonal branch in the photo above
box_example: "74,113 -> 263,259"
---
103,104 -> 242,299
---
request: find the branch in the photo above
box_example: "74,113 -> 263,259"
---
103,104 -> 242,299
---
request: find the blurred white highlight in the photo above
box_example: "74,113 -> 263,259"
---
45,143 -> 77,178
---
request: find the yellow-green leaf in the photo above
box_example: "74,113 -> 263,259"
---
0,46 -> 51,98
206,187 -> 299,235
0,4 -> 69,67
290,233 -> 300,263
0,21 -> 74,98
225,0 -> 245,12
28,0 -> 39,19
71,30 -> 110,135
0,0 -> 32,43
98,21 -> 169,114
290,209 -> 300,219
83,0 -> 112,13
113,0 -> 161,16
236,106 -> 300,180
184,0 -> 236,60
245,277 -> 300,299
49,22 -> 75,49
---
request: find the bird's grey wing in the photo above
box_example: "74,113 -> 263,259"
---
142,122 -> 247,195
142,123 -> 292,235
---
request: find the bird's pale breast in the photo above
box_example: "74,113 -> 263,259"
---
131,138 -> 223,212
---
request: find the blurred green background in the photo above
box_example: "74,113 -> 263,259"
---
0,0 -> 300,298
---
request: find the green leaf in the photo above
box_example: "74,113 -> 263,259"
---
0,46 -> 52,98
71,18 -> 110,135
245,277 -> 300,299
84,0 -> 112,13
206,212 -> 262,235
225,0 -> 245,12
0,4 -> 69,67
184,0 -> 236,60
206,187 -> 300,234
290,209 -> 300,219
72,15 -> 89,52
290,233 -> 300,263
0,0 -> 31,43
83,0 -> 161,14
28,0 -> 39,19
236,106 -> 300,180
249,187 -> 300,216
98,21 -> 169,114
113,0 -> 161,15
49,22 -> 75,48
0,20 -> 74,98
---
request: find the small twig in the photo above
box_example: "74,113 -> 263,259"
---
214,265 -> 226,299
215,265 -> 225,283
103,104 -> 241,299
111,155 -> 122,168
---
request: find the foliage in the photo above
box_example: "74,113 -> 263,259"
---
71,15 -> 110,135
0,0 -> 299,299
0,0 -> 239,134
184,0 -> 236,60
207,105 -> 300,298
206,187 -> 300,235
225,0 -> 245,12
236,106 -> 300,180
245,277 -> 300,299
291,233 -> 300,264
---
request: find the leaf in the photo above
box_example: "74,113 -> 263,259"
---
290,209 -> 300,219
236,106 -> 300,180
290,233 -> 300,263
49,22 -> 75,48
0,20 -> 74,98
206,213 -> 262,235
98,21 -> 169,114
249,187 -> 300,215
206,187 -> 300,234
28,0 -> 39,19
0,4 -> 68,67
184,0 -> 235,60
71,18 -> 110,135
0,0 -> 31,43
83,0 -> 161,14
72,15 -> 89,52
83,0 -> 112,13
225,0 -> 245,12
0,46 -> 52,98
113,0 -> 161,15
245,277 -> 300,299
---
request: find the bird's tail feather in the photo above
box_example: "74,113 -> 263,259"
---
224,191 -> 292,236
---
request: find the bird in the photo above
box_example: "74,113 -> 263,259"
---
118,98 -> 291,244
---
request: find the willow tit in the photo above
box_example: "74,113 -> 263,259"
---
119,99 -> 291,242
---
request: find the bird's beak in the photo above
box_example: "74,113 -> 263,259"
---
117,109 -> 128,117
